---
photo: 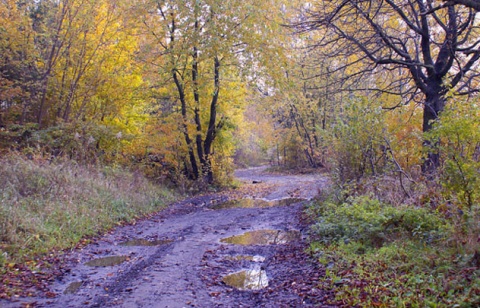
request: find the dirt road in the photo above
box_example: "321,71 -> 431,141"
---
4,167 -> 332,307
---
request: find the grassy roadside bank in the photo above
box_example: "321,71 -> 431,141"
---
0,154 -> 176,297
306,194 -> 480,307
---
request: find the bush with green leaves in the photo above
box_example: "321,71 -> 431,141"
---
310,195 -> 450,248
330,96 -> 390,184
308,195 -> 478,307
311,238 -> 480,307
429,99 -> 480,209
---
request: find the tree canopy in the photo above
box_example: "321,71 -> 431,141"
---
294,0 -> 480,172
1,0 -> 479,186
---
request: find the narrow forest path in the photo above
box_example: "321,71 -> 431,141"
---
4,167 -> 333,307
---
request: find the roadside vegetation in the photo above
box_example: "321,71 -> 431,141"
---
307,194 -> 479,307
304,99 -> 480,307
0,153 -> 176,271
1,0 -> 480,305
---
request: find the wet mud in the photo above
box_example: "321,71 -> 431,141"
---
119,238 -> 173,247
63,282 -> 83,295
84,256 -> 128,267
209,197 -> 305,210
1,166 -> 333,307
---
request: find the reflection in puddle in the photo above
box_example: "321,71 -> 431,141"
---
220,230 -> 300,245
226,255 -> 266,262
211,198 -> 305,210
120,238 -> 172,247
223,266 -> 268,290
64,281 -> 83,294
85,256 -> 127,267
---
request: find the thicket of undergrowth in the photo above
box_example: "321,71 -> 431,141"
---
0,120 -> 237,193
307,97 -> 480,307
0,154 -> 176,268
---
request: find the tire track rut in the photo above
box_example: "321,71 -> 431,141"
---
4,167 -> 332,307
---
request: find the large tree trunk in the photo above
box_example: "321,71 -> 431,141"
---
192,9 -> 206,172
203,57 -> 221,184
421,91 -> 445,176
173,71 -> 199,180
192,46 -> 206,170
168,11 -> 198,180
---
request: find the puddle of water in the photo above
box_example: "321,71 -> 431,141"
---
85,256 -> 127,267
63,281 -> 83,294
120,238 -> 172,247
210,198 -> 305,210
226,255 -> 266,262
220,229 -> 300,245
252,255 -> 266,262
222,266 -> 269,290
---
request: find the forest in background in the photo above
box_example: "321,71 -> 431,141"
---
0,0 -> 290,188
1,0 -> 479,305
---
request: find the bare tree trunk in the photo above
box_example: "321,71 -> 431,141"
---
192,45 -> 206,169
166,8 -> 198,180
37,2 -> 69,127
173,71 -> 199,180
192,7 -> 206,173
203,56 -> 221,184
421,92 -> 445,176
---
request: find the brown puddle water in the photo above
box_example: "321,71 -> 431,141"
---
211,198 -> 305,210
64,281 -> 83,294
220,229 -> 300,245
85,256 -> 127,267
120,238 -> 172,247
225,255 -> 266,262
222,266 -> 269,290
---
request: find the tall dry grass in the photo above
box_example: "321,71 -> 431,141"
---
0,154 -> 176,266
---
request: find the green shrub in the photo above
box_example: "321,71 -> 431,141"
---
330,97 -> 390,184
310,195 -> 450,248
429,99 -> 480,209
315,240 -> 480,307
307,194 -> 478,307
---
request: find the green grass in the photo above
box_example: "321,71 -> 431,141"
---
0,154 -> 176,267
307,195 -> 480,307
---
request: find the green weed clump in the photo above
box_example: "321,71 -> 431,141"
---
0,154 -> 176,267
310,195 -> 450,248
429,100 -> 480,210
308,195 -> 480,307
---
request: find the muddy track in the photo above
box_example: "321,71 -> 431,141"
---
3,167 -> 333,307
